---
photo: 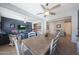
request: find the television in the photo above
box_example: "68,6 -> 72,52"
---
18,25 -> 26,30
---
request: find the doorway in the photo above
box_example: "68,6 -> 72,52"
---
64,19 -> 72,36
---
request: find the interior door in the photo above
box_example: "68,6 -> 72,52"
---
64,22 -> 72,36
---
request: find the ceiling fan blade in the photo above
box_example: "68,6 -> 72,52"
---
41,5 -> 46,10
50,4 -> 61,10
50,12 -> 56,15
37,12 -> 44,15
46,3 -> 49,6
44,15 -> 47,17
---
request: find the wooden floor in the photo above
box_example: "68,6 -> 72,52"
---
56,35 -> 77,55
0,44 -> 16,55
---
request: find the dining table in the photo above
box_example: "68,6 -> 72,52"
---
22,34 -> 53,55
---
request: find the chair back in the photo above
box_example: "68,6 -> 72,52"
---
28,32 -> 36,38
49,32 -> 61,55
12,35 -> 33,55
11,35 -> 21,55
20,42 -> 33,55
9,34 -> 17,46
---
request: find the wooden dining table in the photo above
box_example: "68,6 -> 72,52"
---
22,34 -> 53,55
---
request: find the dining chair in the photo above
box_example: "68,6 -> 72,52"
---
20,42 -> 33,55
13,35 -> 33,55
28,32 -> 36,38
9,34 -> 16,46
49,32 -> 61,55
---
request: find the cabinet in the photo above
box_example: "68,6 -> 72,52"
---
0,34 -> 10,45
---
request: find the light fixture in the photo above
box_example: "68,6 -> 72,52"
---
44,11 -> 50,16
24,16 -> 30,23
24,16 -> 28,23
24,17 -> 26,23
24,20 -> 26,23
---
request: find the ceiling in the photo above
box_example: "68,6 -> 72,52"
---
0,3 -> 79,22
12,3 -> 79,19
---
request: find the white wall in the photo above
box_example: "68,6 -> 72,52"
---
48,20 -> 65,35
49,22 -> 56,34
71,9 -> 78,43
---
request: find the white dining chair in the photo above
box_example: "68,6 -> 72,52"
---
20,42 -> 33,55
12,35 -> 33,55
49,32 -> 61,55
28,32 -> 36,38
9,34 -> 16,46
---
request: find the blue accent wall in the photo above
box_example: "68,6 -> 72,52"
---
1,17 -> 32,34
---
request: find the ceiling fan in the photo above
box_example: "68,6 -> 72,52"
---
37,3 -> 61,17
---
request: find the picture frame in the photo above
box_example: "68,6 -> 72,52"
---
56,24 -> 61,28
10,24 -> 15,28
